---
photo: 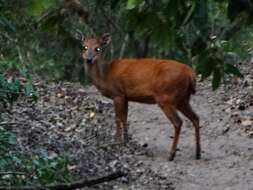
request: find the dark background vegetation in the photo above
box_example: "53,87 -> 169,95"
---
0,0 -> 253,188
1,0 -> 253,84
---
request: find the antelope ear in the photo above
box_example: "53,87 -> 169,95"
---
76,31 -> 85,41
101,33 -> 111,46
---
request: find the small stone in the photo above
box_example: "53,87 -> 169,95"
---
225,107 -> 231,113
226,98 -> 235,105
247,131 -> 253,138
89,112 -> 95,118
141,143 -> 148,148
238,103 -> 246,110
241,119 -> 252,126
57,92 -> 64,98
243,80 -> 249,87
222,126 -> 230,134
236,99 -> 241,105
121,176 -> 129,183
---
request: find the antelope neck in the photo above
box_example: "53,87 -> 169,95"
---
87,59 -> 110,86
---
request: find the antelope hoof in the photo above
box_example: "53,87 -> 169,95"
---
196,152 -> 201,160
168,153 -> 176,161
123,134 -> 129,144
116,136 -> 128,145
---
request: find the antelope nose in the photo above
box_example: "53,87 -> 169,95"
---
87,59 -> 93,64
87,49 -> 93,64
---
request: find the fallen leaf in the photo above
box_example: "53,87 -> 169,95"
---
241,119 -> 252,126
89,112 -> 95,118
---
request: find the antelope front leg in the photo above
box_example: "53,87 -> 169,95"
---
113,96 -> 128,144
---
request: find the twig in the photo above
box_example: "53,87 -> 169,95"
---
0,89 -> 25,95
119,34 -> 129,58
0,171 -> 127,190
0,172 -> 25,176
83,134 -> 98,142
98,142 -> 122,149
0,122 -> 19,126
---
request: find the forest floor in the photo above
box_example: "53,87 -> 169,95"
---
1,61 -> 252,190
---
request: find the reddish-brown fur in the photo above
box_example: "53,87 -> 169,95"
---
82,34 -> 201,161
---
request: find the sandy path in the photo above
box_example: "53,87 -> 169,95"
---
127,84 -> 253,190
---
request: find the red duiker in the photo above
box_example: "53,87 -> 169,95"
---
81,33 -> 200,161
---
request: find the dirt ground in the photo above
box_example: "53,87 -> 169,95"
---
127,83 -> 253,190
2,62 -> 252,190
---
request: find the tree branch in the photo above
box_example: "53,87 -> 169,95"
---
0,171 -> 127,190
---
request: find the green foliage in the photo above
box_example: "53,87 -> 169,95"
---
29,0 -> 58,17
0,66 -> 37,107
0,128 -> 71,186
195,36 -> 243,90
126,0 -> 144,10
212,67 -> 222,90
0,0 -> 83,81
31,152 -> 71,185
123,0 -> 249,89
224,63 -> 243,77
0,75 -> 37,106
0,0 -> 252,88
0,128 -> 16,150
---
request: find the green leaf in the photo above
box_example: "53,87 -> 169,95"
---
23,79 -> 37,99
126,0 -> 144,10
29,0 -> 56,17
224,63 -> 243,78
0,129 -> 17,146
196,57 -> 215,79
212,67 -> 222,90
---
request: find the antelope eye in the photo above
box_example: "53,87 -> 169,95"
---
83,46 -> 88,51
95,47 -> 101,52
